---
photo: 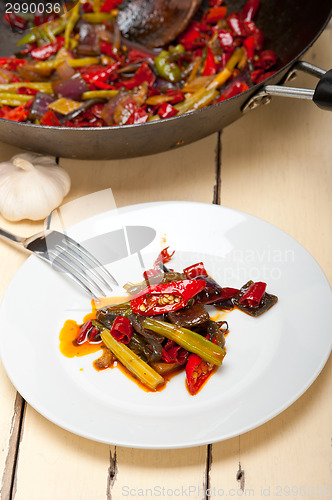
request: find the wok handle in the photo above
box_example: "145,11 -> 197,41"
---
243,61 -> 332,112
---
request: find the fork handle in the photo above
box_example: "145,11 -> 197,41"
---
0,228 -> 24,244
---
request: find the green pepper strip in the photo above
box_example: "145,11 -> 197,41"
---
141,318 -> 226,366
155,50 -> 182,83
82,90 -> 119,100
94,323 -> 165,390
17,18 -> 67,46
0,82 -> 53,94
82,13 -> 115,23
34,57 -> 100,71
0,94 -> 32,106
64,2 -> 80,49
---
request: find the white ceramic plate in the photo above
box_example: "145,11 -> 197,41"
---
0,202 -> 331,449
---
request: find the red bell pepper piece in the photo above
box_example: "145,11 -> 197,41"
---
157,102 -> 178,119
241,0 -> 260,22
178,24 -> 202,50
121,62 -> 155,90
202,46 -> 217,76
130,279 -> 206,316
203,7 -> 227,24
153,246 -> 175,268
209,0 -> 224,6
31,37 -> 64,61
183,262 -> 208,279
186,353 -> 214,395
238,281 -> 266,307
110,316 -> 133,344
40,110 -> 60,126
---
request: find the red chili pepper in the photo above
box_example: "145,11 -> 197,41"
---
142,268 -> 162,280
238,281 -> 266,307
217,30 -> 234,51
165,89 -> 185,104
0,57 -> 27,71
121,62 -> 155,90
1,99 -> 33,122
243,36 -> 256,60
219,80 -> 249,101
157,102 -> 178,119
130,279 -> 206,316
186,353 -> 214,395
100,0 -> 123,12
76,320 -> 101,344
178,24 -> 203,50
100,41 -> 113,57
257,50 -> 277,70
81,63 -> 120,86
241,0 -> 260,22
183,262 -> 208,279
227,12 -> 247,37
203,6 -> 227,24
253,28 -> 264,51
209,0 -> 224,6
40,110 -> 60,126
126,107 -> 149,124
31,37 -> 64,61
4,13 -> 27,31
110,316 -> 133,344
153,246 -> 175,268
17,87 -> 39,96
202,46 -> 217,76
162,343 -> 188,363
128,48 -> 155,64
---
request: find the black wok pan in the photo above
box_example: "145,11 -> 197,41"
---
0,0 -> 331,160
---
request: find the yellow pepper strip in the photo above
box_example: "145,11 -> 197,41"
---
207,47 -> 245,90
34,57 -> 100,71
174,88 -> 219,115
0,82 -> 53,94
82,90 -> 118,100
93,0 -> 101,12
0,94 -> 32,106
99,328 -> 165,391
48,97 -> 82,115
64,2 -> 80,49
82,13 -> 115,23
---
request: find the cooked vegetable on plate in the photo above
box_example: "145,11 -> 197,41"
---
59,247 -> 278,395
1,0 -> 277,125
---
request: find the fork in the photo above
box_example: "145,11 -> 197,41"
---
0,227 -> 119,300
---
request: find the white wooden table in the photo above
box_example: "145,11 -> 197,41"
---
0,30 -> 331,500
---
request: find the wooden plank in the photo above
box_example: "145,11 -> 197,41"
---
12,134 -> 218,499
209,30 -> 332,499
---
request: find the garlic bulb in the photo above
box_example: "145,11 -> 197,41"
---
0,153 -> 71,221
